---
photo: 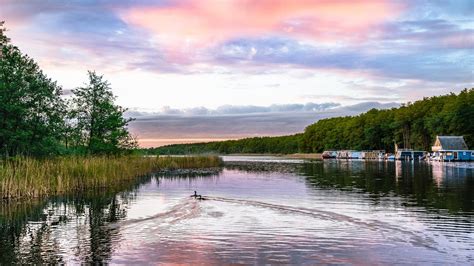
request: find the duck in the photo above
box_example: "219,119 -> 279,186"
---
197,195 -> 207,200
190,191 -> 207,200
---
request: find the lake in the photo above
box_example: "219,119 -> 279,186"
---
1,156 -> 473,264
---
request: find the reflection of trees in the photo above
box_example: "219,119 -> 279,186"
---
225,161 -> 300,174
0,200 -> 51,264
0,169 -> 222,264
225,160 -> 473,213
301,160 -> 473,213
0,175 -> 150,264
86,195 -> 125,263
1,163 -> 471,263
156,168 -> 223,178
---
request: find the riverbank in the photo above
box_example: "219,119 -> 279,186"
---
282,153 -> 322,159
0,156 -> 222,200
226,153 -> 322,159
2,156 -> 472,264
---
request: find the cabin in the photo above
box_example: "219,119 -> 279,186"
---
431,136 -> 473,161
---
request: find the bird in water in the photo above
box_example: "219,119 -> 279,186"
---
190,191 -> 207,200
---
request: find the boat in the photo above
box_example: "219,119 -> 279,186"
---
322,150 -> 337,159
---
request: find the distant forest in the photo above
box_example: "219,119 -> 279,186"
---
151,88 -> 473,155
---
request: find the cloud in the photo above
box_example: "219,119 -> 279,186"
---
126,102 -> 341,117
122,0 -> 401,58
1,0 -> 471,84
127,101 -> 399,147
374,19 -> 474,51
0,0 -> 472,117
0,0 -> 178,73
398,0 -> 474,20
300,94 -> 403,102
212,34 -> 473,82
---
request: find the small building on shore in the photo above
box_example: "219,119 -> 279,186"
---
336,150 -> 357,159
431,136 -> 473,161
361,150 -> 385,160
394,143 -> 426,160
395,149 -> 426,160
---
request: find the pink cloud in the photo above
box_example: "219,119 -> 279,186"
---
122,0 -> 403,60
442,34 -> 474,49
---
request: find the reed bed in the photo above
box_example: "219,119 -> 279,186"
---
0,156 -> 222,200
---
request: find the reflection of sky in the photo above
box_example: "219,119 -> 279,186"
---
108,160 -> 473,264
3,158 -> 473,263
0,1 -> 472,145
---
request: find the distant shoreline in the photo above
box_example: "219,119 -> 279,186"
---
224,153 -> 323,159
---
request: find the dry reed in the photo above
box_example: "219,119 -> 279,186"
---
0,156 -> 222,200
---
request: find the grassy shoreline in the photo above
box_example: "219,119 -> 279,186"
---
0,156 -> 222,200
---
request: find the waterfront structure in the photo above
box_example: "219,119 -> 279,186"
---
326,150 -> 385,160
395,149 -> 426,160
361,150 -> 385,160
431,136 -> 473,161
394,143 -> 426,160
322,150 -> 338,159
336,150 -> 358,159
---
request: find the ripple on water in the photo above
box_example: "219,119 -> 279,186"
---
1,158 -> 473,264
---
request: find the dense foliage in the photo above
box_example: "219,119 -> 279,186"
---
147,134 -> 302,155
0,22 -> 66,156
68,71 -> 136,154
0,22 -> 135,157
302,88 -> 473,153
1,20 -> 472,157
151,89 -> 474,155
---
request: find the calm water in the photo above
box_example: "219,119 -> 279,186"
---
1,156 -> 473,264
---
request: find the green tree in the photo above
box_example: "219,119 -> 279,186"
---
0,22 -> 65,156
70,71 -> 136,154
0,21 -> 10,55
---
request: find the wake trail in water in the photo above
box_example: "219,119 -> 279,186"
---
107,195 -> 439,251
206,196 -> 439,250
108,198 -> 201,229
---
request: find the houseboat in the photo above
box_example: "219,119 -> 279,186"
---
324,150 -> 387,160
395,149 -> 426,160
322,150 -> 338,159
349,151 -> 363,159
394,143 -> 426,160
431,136 -> 473,162
336,150 -> 356,159
361,150 -> 385,160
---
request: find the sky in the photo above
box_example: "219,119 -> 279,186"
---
1,0 -> 473,147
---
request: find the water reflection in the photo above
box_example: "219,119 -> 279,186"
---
0,158 -> 472,264
227,160 -> 473,213
0,175 -> 150,264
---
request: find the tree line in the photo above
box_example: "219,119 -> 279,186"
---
149,134 -> 302,155
301,88 -> 473,152
151,88 -> 473,155
0,21 -> 135,157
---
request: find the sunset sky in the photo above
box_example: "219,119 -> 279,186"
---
1,0 -> 472,146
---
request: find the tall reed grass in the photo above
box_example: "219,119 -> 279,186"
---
0,156 -> 222,200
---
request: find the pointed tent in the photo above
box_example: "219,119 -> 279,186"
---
432,136 -> 468,152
